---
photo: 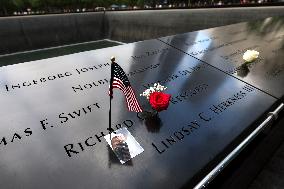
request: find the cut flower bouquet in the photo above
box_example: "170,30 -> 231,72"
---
140,83 -> 171,112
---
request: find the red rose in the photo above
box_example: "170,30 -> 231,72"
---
149,92 -> 171,112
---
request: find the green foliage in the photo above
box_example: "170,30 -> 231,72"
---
137,0 -> 144,7
29,0 -> 43,8
0,0 -> 158,15
12,0 -> 25,9
95,0 -> 113,7
128,0 -> 138,6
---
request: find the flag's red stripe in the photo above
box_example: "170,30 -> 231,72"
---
123,87 -> 142,112
127,87 -> 138,112
125,86 -> 142,112
110,77 -> 142,112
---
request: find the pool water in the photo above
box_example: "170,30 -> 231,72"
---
0,39 -> 122,67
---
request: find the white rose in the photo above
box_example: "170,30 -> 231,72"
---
243,50 -> 259,62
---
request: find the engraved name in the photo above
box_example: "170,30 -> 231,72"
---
131,47 -> 170,60
63,119 -> 134,157
152,85 -> 255,154
190,38 -> 246,56
72,78 -> 109,93
142,64 -> 207,89
184,36 -> 218,46
5,71 -> 73,92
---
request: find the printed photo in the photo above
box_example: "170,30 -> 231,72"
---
105,127 -> 144,164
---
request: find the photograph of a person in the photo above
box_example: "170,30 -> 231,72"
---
105,127 -> 144,164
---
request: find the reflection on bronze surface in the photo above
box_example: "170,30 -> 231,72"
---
137,109 -> 163,133
237,64 -> 250,78
246,17 -> 284,37
145,115 -> 162,133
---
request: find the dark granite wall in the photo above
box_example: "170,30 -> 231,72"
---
105,7 -> 284,42
1,6 -> 284,55
0,12 -> 105,55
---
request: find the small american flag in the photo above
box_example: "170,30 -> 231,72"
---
110,62 -> 143,112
